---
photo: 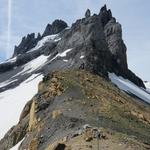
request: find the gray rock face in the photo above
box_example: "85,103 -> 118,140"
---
42,19 -> 68,37
99,5 -> 112,27
12,19 -> 67,58
13,33 -> 42,57
85,9 -> 91,18
0,62 -> 15,73
104,18 -> 128,70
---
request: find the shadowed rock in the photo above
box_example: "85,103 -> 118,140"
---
85,9 -> 91,18
13,33 -> 42,57
42,19 -> 68,37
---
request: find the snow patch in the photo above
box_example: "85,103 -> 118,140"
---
10,138 -> 24,150
28,34 -> 61,53
15,55 -> 48,76
0,79 -> 18,88
0,74 -> 43,139
109,73 -> 150,104
80,55 -> 85,59
65,27 -> 71,30
58,48 -> 72,57
144,81 -> 150,92
63,59 -> 68,62
13,48 -> 72,78
48,48 -> 73,63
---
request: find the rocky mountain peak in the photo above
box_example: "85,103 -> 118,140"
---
42,19 -> 68,37
0,5 -> 145,89
85,9 -> 91,18
99,4 -> 112,27
12,19 -> 67,58
13,33 -> 42,57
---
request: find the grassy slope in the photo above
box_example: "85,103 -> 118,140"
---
27,70 -> 150,150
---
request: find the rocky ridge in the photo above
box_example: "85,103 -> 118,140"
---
0,70 -> 150,150
0,5 -> 145,88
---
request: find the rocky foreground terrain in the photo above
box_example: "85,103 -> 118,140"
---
1,70 -> 150,150
0,5 -> 150,150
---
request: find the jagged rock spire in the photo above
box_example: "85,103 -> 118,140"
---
42,20 -> 68,37
37,32 -> 42,40
13,33 -> 39,57
85,9 -> 91,18
99,4 -> 112,27
100,4 -> 107,12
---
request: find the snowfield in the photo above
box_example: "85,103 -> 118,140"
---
28,34 -> 61,53
0,74 -> 43,139
109,73 -> 150,104
14,55 -> 49,76
0,79 -> 18,88
14,48 -> 73,77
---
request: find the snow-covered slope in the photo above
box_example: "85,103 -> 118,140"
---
109,73 -> 150,104
28,34 -> 61,53
144,81 -> 150,93
0,57 -> 17,64
0,47 -> 74,140
0,79 -> 18,88
0,74 -> 43,139
14,55 -> 49,77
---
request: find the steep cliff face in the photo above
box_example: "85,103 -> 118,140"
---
104,18 -> 127,70
42,20 -> 68,37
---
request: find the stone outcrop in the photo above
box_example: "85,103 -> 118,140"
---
12,20 -> 67,58
85,9 -> 91,18
28,100 -> 38,132
42,19 -> 68,37
104,18 -> 128,70
13,33 -> 42,57
99,4 -> 112,27
1,70 -> 150,150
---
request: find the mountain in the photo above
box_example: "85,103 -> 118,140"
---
0,5 -> 150,150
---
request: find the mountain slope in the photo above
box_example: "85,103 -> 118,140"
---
0,74 -> 43,139
0,5 -> 150,150
1,70 -> 150,150
109,73 -> 150,104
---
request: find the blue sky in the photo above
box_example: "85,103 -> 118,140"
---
0,0 -> 150,81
